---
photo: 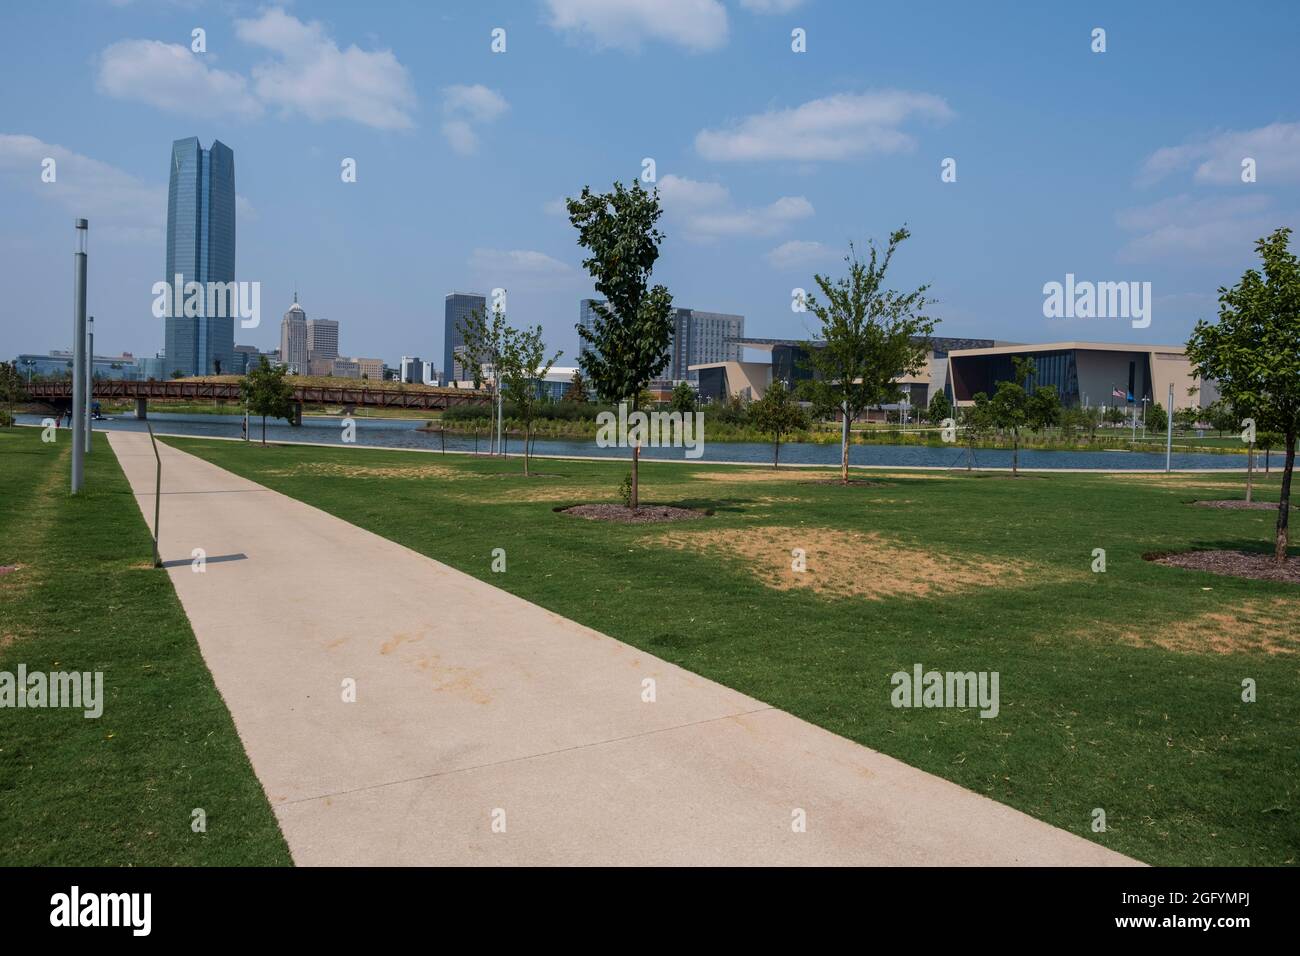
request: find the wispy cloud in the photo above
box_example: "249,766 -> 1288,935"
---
544,0 -> 728,52
657,173 -> 812,241
1140,122 -> 1300,186
468,248 -> 572,277
738,0 -> 807,12
0,133 -> 163,242
696,90 -> 953,162
764,239 -> 833,269
1116,193 -> 1283,263
440,84 -> 509,155
96,39 -> 262,119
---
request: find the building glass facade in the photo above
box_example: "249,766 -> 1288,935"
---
165,137 -> 236,377
444,292 -> 486,384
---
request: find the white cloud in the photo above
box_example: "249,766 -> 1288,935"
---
96,39 -> 262,119
764,239 -> 832,269
1116,193 -> 1283,263
656,173 -> 812,240
1140,122 -> 1300,185
0,133 -> 163,242
739,0 -> 807,12
234,7 -> 417,129
542,196 -> 569,216
696,90 -> 953,162
544,0 -> 728,52
440,84 -> 509,155
468,248 -> 572,277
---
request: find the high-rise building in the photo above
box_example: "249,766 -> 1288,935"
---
164,137 -> 236,377
400,356 -> 423,384
354,358 -> 384,380
307,318 -> 339,361
279,293 -> 308,373
444,292 -> 486,385
578,299 -> 743,383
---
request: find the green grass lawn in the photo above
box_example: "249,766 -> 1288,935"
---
165,435 -> 1300,867
0,428 -> 289,865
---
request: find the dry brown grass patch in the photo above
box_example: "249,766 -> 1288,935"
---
651,524 -> 1038,600
266,461 -> 471,481
1112,598 -> 1300,656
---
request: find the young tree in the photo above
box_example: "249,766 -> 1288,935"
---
750,379 -> 807,468
1173,406 -> 1200,432
987,357 -> 1036,475
1186,227 -> 1300,565
961,393 -> 994,470
669,381 -> 696,414
567,181 -> 674,509
240,356 -> 296,446
564,368 -> 589,403
801,229 -> 937,484
499,325 -> 562,477
0,360 -> 24,418
1027,384 -> 1061,433
458,301 -> 509,454
926,390 -> 952,425
1146,401 -> 1168,434
1207,399 -> 1238,437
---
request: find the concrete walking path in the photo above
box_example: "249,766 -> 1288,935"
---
107,431 -> 1137,866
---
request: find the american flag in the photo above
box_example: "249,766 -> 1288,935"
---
1112,388 -> 1127,399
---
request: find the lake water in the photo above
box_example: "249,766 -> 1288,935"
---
16,412 -> 1247,471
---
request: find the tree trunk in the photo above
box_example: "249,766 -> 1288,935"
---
523,422 -> 531,477
631,443 -> 640,510
773,435 -> 780,469
1246,441 -> 1254,504
1275,432 -> 1295,565
840,407 -> 850,485
261,414 -> 267,447
1012,430 -> 1019,476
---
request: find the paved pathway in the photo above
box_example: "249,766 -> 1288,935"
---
108,431 -> 1137,866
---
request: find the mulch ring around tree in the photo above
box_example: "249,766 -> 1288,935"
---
1192,499 -> 1295,510
1147,549 -> 1300,584
556,503 -> 711,524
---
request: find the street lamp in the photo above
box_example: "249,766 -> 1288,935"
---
71,219 -> 88,493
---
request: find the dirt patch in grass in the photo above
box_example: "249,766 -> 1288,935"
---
652,525 -> 1038,600
1148,549 -> 1300,585
265,461 -> 473,481
1106,474 -> 1267,491
1114,597 -> 1300,656
559,503 -> 709,524
488,483 -> 608,503
1192,499 -> 1292,510
690,469 -> 832,483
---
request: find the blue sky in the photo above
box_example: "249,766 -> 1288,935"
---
2,0 -> 1299,369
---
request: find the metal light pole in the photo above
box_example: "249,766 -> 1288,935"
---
85,315 -> 94,453
1164,383 -> 1174,473
71,219 -> 88,493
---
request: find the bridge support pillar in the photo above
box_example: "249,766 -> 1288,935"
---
135,397 -> 148,420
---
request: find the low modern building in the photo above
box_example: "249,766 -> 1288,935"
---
692,336 -> 997,408
354,358 -> 384,381
945,341 -> 1212,410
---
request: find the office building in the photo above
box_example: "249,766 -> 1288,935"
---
444,292 -> 486,385
355,358 -> 384,380
279,294 -> 308,373
400,356 -> 424,384
580,299 -> 743,384
307,318 -> 339,361
164,137 -> 236,377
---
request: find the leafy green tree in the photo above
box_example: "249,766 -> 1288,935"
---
1173,406 -> 1201,432
567,180 -> 674,509
499,324 -> 562,477
458,301 -> 509,453
240,356 -> 296,446
564,368 -> 590,403
1206,399 -> 1238,436
0,360 -> 25,419
926,390 -> 952,425
669,381 -> 696,414
1258,431 -> 1282,473
750,379 -> 808,468
961,393 -> 994,470
987,357 -> 1036,475
1146,401 -> 1168,434
1187,227 -> 1300,564
801,229 -> 937,484
1027,384 -> 1061,432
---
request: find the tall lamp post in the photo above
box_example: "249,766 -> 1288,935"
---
85,315 -> 94,454
71,219 -> 88,493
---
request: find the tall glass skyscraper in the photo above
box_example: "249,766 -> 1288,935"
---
443,292 -> 486,384
165,137 -> 236,377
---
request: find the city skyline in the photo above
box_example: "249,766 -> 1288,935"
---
3,3 -> 1300,371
